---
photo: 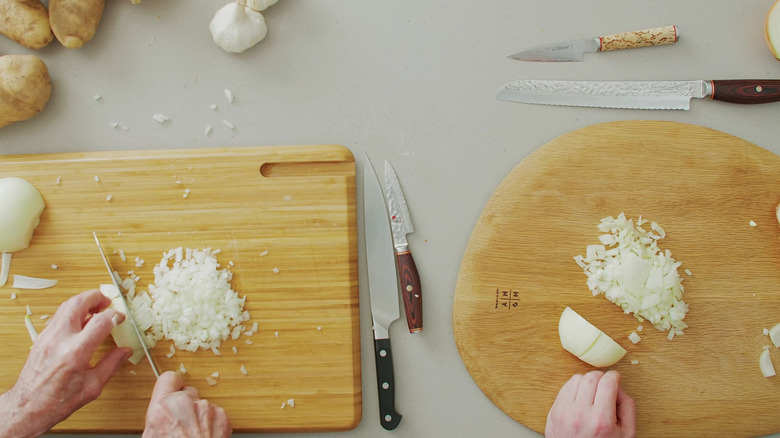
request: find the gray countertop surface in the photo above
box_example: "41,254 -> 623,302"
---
2,0 -> 779,436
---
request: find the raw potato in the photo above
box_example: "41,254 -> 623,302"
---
49,0 -> 105,49
0,55 -> 52,128
0,0 -> 54,49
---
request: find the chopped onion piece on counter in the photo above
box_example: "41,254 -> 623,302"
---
206,377 -> 218,386
769,323 -> 780,348
628,332 -> 641,344
240,365 -> 248,376
760,349 -> 776,377
12,275 -> 57,289
24,314 -> 37,342
575,213 -> 689,336
749,220 -> 758,227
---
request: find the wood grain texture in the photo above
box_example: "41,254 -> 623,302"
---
453,121 -> 780,437
600,25 -> 678,51
0,145 -> 360,433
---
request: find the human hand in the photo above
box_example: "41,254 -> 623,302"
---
0,289 -> 132,437
143,371 -> 232,438
545,370 -> 636,438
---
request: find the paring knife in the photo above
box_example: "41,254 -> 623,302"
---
93,232 -> 160,378
509,25 -> 678,62
363,154 -> 402,430
384,160 -> 422,333
496,79 -> 780,110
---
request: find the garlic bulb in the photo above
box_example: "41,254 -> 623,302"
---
210,0 -> 268,54
246,0 -> 278,12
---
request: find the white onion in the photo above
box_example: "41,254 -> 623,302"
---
575,213 -> 689,335
760,349 -> 776,377
12,275 -> 57,289
0,177 -> 46,287
769,323 -> 780,348
135,247 -> 249,352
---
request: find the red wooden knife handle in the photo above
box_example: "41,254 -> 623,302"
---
396,251 -> 422,333
710,80 -> 780,104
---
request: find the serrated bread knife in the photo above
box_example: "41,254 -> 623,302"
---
509,25 -> 678,62
496,79 -> 780,110
364,154 -> 402,430
384,160 -> 422,333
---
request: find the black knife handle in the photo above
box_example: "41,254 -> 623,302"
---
374,338 -> 402,430
711,80 -> 780,104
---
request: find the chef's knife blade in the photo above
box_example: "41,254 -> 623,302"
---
496,79 -> 780,110
384,160 -> 422,334
93,232 -> 159,378
363,154 -> 402,430
509,25 -> 678,62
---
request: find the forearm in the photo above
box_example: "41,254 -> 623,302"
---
0,387 -> 55,438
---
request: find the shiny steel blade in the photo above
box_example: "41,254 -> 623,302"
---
496,79 -> 709,110
508,38 -> 599,62
93,232 -> 160,378
364,155 -> 401,340
383,160 -> 414,250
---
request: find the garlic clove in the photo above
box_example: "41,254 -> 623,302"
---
246,0 -> 278,12
210,1 -> 268,54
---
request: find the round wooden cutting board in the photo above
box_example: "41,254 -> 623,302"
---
453,120 -> 780,437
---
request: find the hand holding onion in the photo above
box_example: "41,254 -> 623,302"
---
143,371 -> 232,438
545,370 -> 636,438
0,289 -> 131,437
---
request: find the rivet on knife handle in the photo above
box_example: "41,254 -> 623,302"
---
396,251 -> 422,333
374,338 -> 402,430
710,80 -> 780,104
600,25 -> 678,51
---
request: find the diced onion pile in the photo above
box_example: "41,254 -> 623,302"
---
128,247 -> 249,352
574,213 -> 689,335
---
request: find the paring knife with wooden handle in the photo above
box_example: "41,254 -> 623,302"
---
509,25 -> 678,62
384,160 -> 422,333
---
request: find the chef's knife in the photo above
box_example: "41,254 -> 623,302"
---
496,79 -> 780,110
384,160 -> 422,334
363,154 -> 402,430
93,232 -> 160,378
509,25 -> 678,62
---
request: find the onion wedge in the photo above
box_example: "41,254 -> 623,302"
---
12,275 -> 57,289
0,252 -> 10,287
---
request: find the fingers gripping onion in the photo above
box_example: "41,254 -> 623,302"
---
100,284 -> 146,364
0,177 -> 45,287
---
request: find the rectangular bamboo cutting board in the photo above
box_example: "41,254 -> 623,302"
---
454,121 -> 780,437
0,145 -> 361,433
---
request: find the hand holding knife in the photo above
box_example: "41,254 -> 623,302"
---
384,160 -> 422,333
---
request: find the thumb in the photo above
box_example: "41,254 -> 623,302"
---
150,371 -> 185,404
